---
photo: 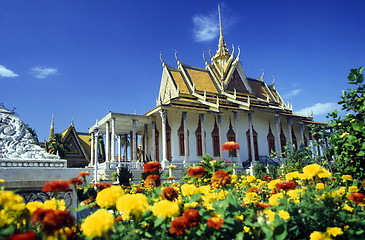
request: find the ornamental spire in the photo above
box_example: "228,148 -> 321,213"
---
213,4 -> 230,65
48,114 -> 55,141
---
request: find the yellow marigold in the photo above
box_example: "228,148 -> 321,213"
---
302,164 -> 322,178
151,200 -> 180,219
318,169 -> 332,178
43,198 -> 66,210
268,179 -> 281,189
116,193 -> 149,218
198,185 -> 211,195
96,185 -> 125,208
247,175 -> 256,183
243,192 -> 260,204
236,215 -> 244,221
332,187 -> 346,198
216,190 -> 228,200
343,204 -> 354,212
184,202 -> 198,210
340,132 -> 350,138
310,231 -> 332,240
348,186 -> 359,193
0,179 -> 4,183
316,183 -> 325,190
81,209 -> 114,238
263,209 -> 275,222
326,227 -> 343,237
269,192 -> 284,206
243,226 -> 250,233
341,175 -> 353,181
26,201 -> 44,213
278,210 -> 290,221
231,174 -> 238,183
285,171 -> 300,180
181,184 -> 199,196
298,172 -> 313,180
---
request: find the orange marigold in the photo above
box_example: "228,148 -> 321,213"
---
143,161 -> 161,173
211,170 -> 231,187
187,166 -> 205,178
183,208 -> 200,228
207,216 -> 224,229
68,177 -> 83,186
42,180 -> 70,192
77,171 -> 90,178
221,141 -> 240,151
161,187 -> 179,201
93,182 -> 112,191
348,192 -> 365,204
144,174 -> 161,187
275,180 -> 296,192
169,216 -> 189,236
32,209 -> 74,234
8,231 -> 37,240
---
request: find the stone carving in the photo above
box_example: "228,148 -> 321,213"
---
0,106 -> 60,160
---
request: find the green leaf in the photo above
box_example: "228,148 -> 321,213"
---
154,217 -> 164,227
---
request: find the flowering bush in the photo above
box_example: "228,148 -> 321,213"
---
1,160 -> 365,239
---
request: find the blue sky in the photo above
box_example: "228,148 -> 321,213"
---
1,0 -> 364,141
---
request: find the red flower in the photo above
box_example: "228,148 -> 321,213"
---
144,174 -> 161,187
93,182 -> 112,191
143,161 -> 161,173
207,217 -> 224,229
275,180 -> 296,192
256,202 -> 271,209
68,177 -> 83,186
42,180 -> 70,192
32,209 -> 74,234
187,166 -> 205,178
183,209 -> 200,228
161,187 -> 179,201
221,141 -> 240,151
263,176 -> 272,181
77,171 -> 90,178
8,231 -> 37,240
348,192 -> 365,204
169,216 -> 189,236
211,170 -> 231,187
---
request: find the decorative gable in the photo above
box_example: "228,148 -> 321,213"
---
226,69 -> 249,93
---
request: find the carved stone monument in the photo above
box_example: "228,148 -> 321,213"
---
0,105 -> 65,168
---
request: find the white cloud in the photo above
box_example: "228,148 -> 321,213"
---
296,102 -> 338,116
0,65 -> 18,78
192,14 -> 219,42
31,66 -> 57,79
282,88 -> 303,99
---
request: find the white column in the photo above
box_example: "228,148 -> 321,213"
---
217,114 -> 223,158
200,114 -> 206,155
124,134 -> 128,161
233,112 -> 241,166
152,121 -> 156,161
160,110 -> 167,168
132,119 -> 137,162
111,118 -> 116,161
129,131 -> 133,161
287,118 -> 293,148
275,114 -> 282,158
144,124 -> 148,162
183,112 -> 189,165
299,122 -> 305,147
90,132 -> 94,166
117,135 -> 121,161
105,121 -> 110,162
248,112 -> 256,164
94,131 -> 99,183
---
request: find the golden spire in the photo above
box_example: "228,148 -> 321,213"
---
48,114 -> 55,141
213,4 -> 230,67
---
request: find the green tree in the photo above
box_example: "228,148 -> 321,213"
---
328,67 -> 365,180
26,124 -> 39,143
47,133 -> 70,159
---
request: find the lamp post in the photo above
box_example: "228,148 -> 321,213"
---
92,122 -> 100,184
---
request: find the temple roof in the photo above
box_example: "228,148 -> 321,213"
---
152,6 -> 313,122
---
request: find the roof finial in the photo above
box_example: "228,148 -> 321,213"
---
174,50 -> 179,62
48,114 -> 55,141
159,51 -> 165,66
218,4 -> 223,38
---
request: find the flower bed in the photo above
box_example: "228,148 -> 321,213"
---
1,157 -> 365,239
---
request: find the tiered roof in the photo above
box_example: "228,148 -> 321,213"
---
147,7 -> 313,123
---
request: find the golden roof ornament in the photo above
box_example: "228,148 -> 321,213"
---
213,4 -> 231,63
